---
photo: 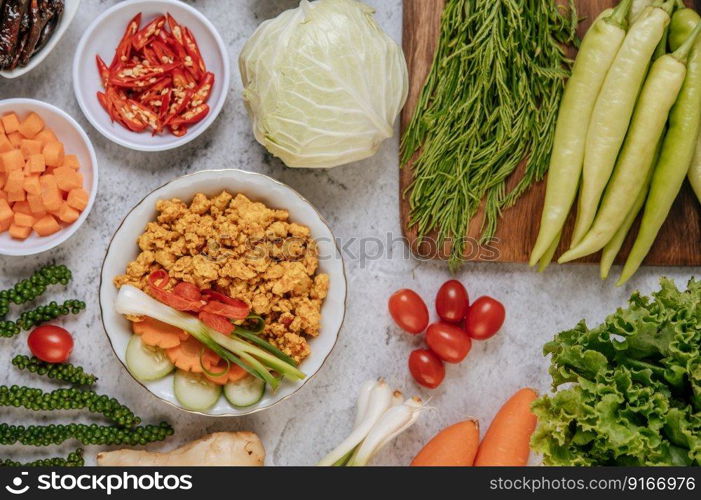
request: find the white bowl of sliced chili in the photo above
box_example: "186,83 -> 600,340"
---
72,0 -> 229,152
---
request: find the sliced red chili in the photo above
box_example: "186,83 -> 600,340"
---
96,55 -> 110,87
110,13 -> 142,69
109,62 -> 180,88
148,270 -> 169,289
166,13 -> 184,45
169,104 -> 209,128
132,15 -> 165,51
182,26 -> 206,78
202,300 -> 249,320
199,311 -> 235,335
152,40 -> 176,64
126,99 -> 160,131
190,72 -> 214,107
173,282 -> 202,302
141,46 -> 160,67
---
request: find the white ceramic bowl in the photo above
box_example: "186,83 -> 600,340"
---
0,0 -> 80,79
0,98 -> 98,256
99,169 -> 347,416
72,0 -> 230,152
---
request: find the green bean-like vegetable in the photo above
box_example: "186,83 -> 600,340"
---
12,355 -> 97,386
560,21 -> 695,264
0,385 -> 141,428
0,422 -> 174,447
537,230 -> 562,273
16,299 -> 86,330
529,0 -> 632,266
0,449 -> 84,467
618,16 -> 701,285
402,0 -> 577,269
569,1 -> 673,248
691,130 -> 701,202
0,265 -> 72,319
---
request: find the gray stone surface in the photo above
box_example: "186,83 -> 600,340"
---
0,0 -> 695,466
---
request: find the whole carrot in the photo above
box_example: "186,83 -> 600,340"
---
474,388 -> 538,467
411,419 -> 479,467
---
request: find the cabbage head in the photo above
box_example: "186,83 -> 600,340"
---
239,0 -> 408,168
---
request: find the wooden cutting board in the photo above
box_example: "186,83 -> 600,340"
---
400,0 -> 701,266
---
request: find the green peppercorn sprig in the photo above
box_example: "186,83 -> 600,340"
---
0,386 -> 141,428
12,355 -> 97,386
17,300 -> 86,331
0,422 -> 174,447
0,448 -> 84,467
0,265 -> 72,318
0,320 -> 20,338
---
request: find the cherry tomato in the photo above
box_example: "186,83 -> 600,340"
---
27,325 -> 74,363
408,349 -> 445,388
426,322 -> 472,363
388,289 -> 429,334
435,280 -> 469,323
465,296 -> 505,340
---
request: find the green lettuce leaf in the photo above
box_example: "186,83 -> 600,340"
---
532,278 -> 701,466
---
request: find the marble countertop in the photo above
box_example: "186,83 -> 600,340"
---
0,0 -> 695,466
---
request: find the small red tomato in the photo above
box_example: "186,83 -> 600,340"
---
465,296 -> 505,340
27,325 -> 74,363
388,289 -> 429,334
408,349 -> 445,388
435,280 -> 469,323
426,322 -> 472,363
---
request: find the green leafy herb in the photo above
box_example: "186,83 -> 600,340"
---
401,0 -> 577,268
531,278 -> 701,466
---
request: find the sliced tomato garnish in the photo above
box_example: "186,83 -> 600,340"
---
202,299 -> 249,320
173,281 -> 202,302
199,311 -> 235,335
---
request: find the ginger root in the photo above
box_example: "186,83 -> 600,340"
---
96,432 -> 265,466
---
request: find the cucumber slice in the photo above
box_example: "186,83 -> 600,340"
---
173,370 -> 222,411
224,375 -> 265,408
125,334 -> 174,382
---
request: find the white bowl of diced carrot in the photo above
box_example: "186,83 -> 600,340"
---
0,98 -> 97,256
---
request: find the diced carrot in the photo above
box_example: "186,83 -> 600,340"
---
18,112 -> 44,139
34,129 -> 58,144
27,193 -> 43,212
42,142 -> 64,167
1,149 -> 24,172
0,120 -> 3,134
8,190 -> 25,203
39,174 -> 57,190
166,336 -> 206,373
0,135 -> 12,153
20,139 -> 43,157
23,175 -> 41,195
0,190 -> 6,201
56,202 -> 79,224
32,215 -> 61,236
67,188 -> 89,211
0,218 -> 10,233
41,192 -> 61,212
54,166 -> 83,191
132,317 -> 189,349
1,114 -> 20,134
26,154 -> 45,173
7,132 -> 22,148
62,154 -> 80,170
12,201 -> 30,214
4,170 -> 24,192
13,212 -> 35,228
9,223 -> 31,240
0,199 -> 12,223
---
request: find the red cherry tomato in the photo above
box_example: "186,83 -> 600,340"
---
408,349 -> 445,388
27,325 -> 74,363
435,280 -> 469,323
426,322 -> 472,363
388,289 -> 429,334
465,296 -> 505,340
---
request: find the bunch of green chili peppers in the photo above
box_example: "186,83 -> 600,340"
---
531,0 -> 701,284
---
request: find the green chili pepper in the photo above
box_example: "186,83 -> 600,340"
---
617,14 -> 701,285
600,139 -> 662,280
569,1 -> 673,248
669,7 -> 701,203
560,18 -> 700,264
537,230 -> 562,273
529,0 -> 633,266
